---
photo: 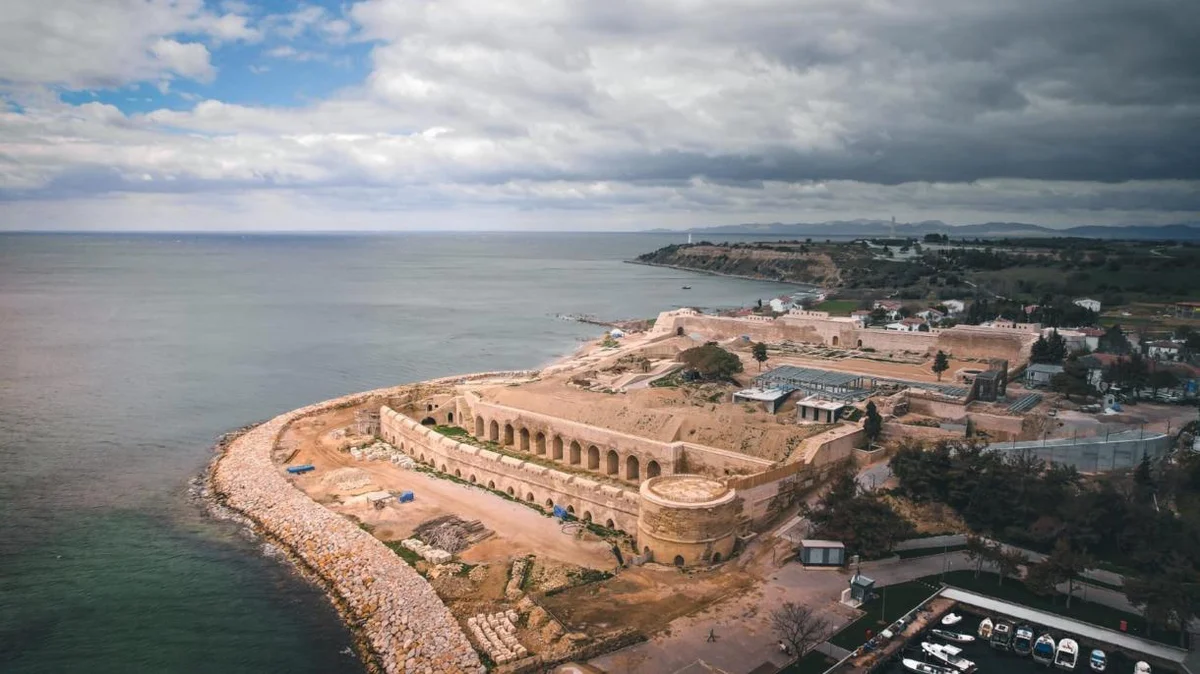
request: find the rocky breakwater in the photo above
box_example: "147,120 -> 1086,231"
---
210,383 -> 485,674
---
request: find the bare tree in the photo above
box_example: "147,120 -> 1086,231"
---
770,602 -> 831,657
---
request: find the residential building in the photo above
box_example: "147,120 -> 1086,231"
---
886,318 -> 926,332
1026,363 -> 1064,388
1146,340 -> 1183,362
768,297 -> 792,313
1173,301 -> 1200,319
1074,298 -> 1102,313
916,308 -> 945,324
850,310 -> 872,326
1080,328 -> 1105,352
942,299 -> 966,315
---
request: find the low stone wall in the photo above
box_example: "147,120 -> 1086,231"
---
381,407 -> 641,532
210,381 -> 486,674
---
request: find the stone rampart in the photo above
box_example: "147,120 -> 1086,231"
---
211,382 -> 485,674
380,407 -> 641,532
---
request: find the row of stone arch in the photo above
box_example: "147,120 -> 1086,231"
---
472,417 -> 662,483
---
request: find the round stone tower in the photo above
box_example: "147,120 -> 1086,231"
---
637,474 -> 740,567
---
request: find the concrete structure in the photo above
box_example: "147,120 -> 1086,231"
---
731,386 -> 792,413
1174,301 -> 1200,319
1025,363 -> 1063,387
636,475 -> 740,567
798,539 -> 845,567
1074,298 -> 1102,313
990,430 -> 1171,471
1147,340 -> 1183,361
942,300 -> 966,315
796,396 -> 849,423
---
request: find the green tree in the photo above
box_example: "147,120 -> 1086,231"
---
1042,538 -> 1094,609
1148,369 -> 1179,397
932,350 -> 950,381
994,547 -> 1028,587
1051,356 -> 1093,401
863,401 -> 883,444
964,535 -> 995,579
752,342 -> 769,372
678,343 -> 743,380
1099,324 -> 1131,354
803,469 -> 914,559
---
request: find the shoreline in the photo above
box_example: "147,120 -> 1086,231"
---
623,258 -> 826,289
200,375 -> 547,674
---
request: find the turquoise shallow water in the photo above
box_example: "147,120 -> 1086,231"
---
0,232 -> 792,673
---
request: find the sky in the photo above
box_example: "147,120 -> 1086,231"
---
1,0 -> 1198,232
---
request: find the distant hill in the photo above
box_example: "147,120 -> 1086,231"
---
646,220 -> 1200,241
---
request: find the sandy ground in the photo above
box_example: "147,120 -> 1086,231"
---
765,351 -> 981,385
280,404 -> 615,569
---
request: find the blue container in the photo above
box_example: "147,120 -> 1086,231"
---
286,464 -> 315,474
398,491 -> 415,503
552,505 -> 567,519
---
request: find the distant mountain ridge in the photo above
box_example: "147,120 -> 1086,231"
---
646,220 -> 1200,241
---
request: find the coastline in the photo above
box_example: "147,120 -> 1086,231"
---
623,258 -> 825,289
200,374 -> 539,674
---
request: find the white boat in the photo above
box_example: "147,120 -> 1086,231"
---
1033,634 -> 1056,665
990,620 -> 1013,650
977,618 -> 993,639
1089,649 -> 1106,672
921,642 -> 976,673
1134,662 -> 1152,674
1055,638 -> 1079,670
941,612 -> 963,626
1013,625 -> 1035,656
902,659 -> 957,674
931,629 -> 975,643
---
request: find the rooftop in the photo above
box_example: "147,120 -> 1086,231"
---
732,387 -> 791,402
642,475 -> 733,506
1026,363 -> 1064,375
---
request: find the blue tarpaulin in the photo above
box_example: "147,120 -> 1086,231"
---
552,505 -> 567,519
398,491 -> 414,503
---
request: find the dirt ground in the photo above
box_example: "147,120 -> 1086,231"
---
540,562 -> 757,636
278,403 -> 615,569
764,351 -> 981,385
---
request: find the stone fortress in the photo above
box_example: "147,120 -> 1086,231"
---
376,306 -> 1046,569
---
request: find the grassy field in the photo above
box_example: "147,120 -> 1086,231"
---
814,299 -> 860,316
827,580 -> 941,650
931,570 -> 1186,647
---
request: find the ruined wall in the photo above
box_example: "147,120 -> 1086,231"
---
380,407 -> 641,532
636,477 -> 741,566
935,326 -> 1037,364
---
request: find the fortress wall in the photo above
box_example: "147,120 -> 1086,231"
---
857,329 -> 939,354
935,327 -> 1036,364
677,442 -> 777,476
380,407 -> 640,532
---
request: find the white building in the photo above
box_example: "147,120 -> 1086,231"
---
1146,341 -> 1183,362
942,300 -> 966,315
917,308 -> 945,324
1074,298 -> 1101,313
886,318 -> 926,332
768,297 -> 793,313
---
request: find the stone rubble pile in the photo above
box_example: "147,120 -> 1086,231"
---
400,538 -> 453,564
505,557 -> 529,598
466,610 -> 527,665
322,467 -> 372,491
349,441 -> 396,462
211,386 -> 483,674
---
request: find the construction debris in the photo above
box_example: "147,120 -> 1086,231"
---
467,610 -> 527,665
321,467 -> 372,492
414,515 -> 493,554
401,538 -> 454,564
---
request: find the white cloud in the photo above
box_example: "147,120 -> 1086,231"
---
149,39 -> 216,83
1,0 -> 1198,230
205,13 -> 262,44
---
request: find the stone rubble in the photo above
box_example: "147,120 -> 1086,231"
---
505,557 -> 529,599
210,382 -> 489,674
400,538 -> 454,565
466,610 -> 527,665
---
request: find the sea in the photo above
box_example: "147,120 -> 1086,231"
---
0,232 -> 795,674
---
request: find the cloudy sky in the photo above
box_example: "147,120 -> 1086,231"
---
1,0 -> 1198,231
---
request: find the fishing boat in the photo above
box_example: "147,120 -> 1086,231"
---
941,613 -> 964,626
921,642 -> 977,673
1088,649 -> 1106,672
902,659 -> 956,674
1054,638 -> 1079,670
977,618 -> 994,639
990,619 -> 1014,650
1134,662 -> 1152,674
931,629 -> 975,643
1033,634 -> 1057,665
1013,625 -> 1035,656
681,285 -> 692,290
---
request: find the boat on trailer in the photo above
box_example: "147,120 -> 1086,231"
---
902,659 -> 957,674
921,642 -> 977,673
1013,624 -> 1035,656
977,618 -> 993,639
1088,649 -> 1107,672
931,629 -> 975,643
1033,634 -> 1056,665
1055,638 -> 1079,670
990,619 -> 1014,650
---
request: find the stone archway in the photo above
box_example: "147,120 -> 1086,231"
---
566,505 -> 576,515
489,420 -> 499,442
475,417 -> 484,436
535,432 -> 546,455
519,427 -> 530,451
526,492 -> 534,502
712,552 -> 722,563
587,445 -> 600,470
831,335 -> 840,347
673,555 -> 685,567
582,511 -> 593,522
454,468 -> 461,478
605,449 -> 619,475
647,460 -> 662,478
605,519 -> 615,529
857,339 -> 863,348
545,498 -> 554,508
488,480 -> 496,489
469,474 -> 476,483
625,455 -> 640,481
570,441 -> 582,465
503,423 -> 514,446
421,417 -> 436,426
552,436 -> 564,460
506,486 -> 515,496
447,411 -> 454,423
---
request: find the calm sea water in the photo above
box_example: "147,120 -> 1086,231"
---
0,232 -> 792,673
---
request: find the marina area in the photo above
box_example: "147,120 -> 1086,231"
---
866,591 -> 1186,674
